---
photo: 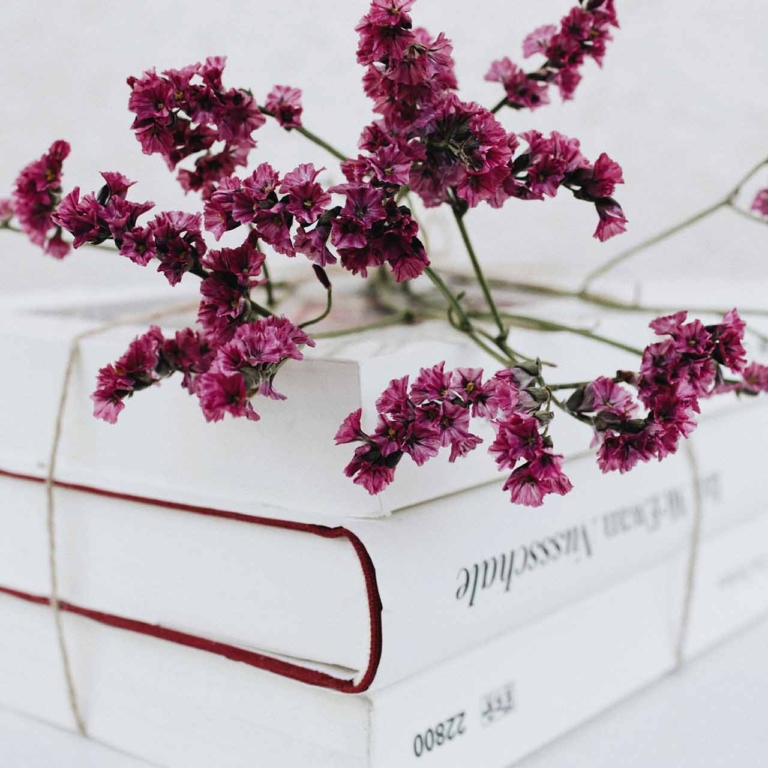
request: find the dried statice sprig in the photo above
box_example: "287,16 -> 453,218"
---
565,309 -> 753,474
338,308 -> 765,507
3,0 -> 766,507
486,0 -> 619,110
336,361 -> 571,507
351,0 -> 627,238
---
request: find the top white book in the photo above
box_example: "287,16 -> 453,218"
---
0,280 -> 758,522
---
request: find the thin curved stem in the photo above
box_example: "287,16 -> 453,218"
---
449,201 -> 506,338
294,125 -> 348,163
2,223 -> 117,253
424,266 -> 472,330
313,311 -> 413,339
581,154 -> 768,291
441,268 -> 768,329
726,156 -> 768,203
547,381 -> 592,391
490,97 -> 508,114
580,198 -> 727,291
259,106 -> 349,162
726,201 -> 768,227
490,311 -> 645,357
300,286 -> 333,329
254,240 -> 276,309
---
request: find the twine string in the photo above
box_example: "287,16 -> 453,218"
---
45,301 -> 198,737
44,298 -> 707,729
675,440 -> 704,669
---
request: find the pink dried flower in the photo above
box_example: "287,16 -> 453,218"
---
522,25 -> 558,58
0,198 -> 14,225
740,363 -> 768,394
593,199 -> 627,241
751,189 -> 768,217
581,307 -> 754,475
485,58 -> 550,111
12,140 -> 71,257
92,326 -> 166,423
280,164 -> 331,224
339,359 -> 572,507
293,221 -> 336,266
502,452 -> 571,507
54,173 -> 155,252
147,210 -> 207,285
195,316 -> 314,422
127,57 -> 265,193
265,85 -> 303,129
197,371 -> 260,422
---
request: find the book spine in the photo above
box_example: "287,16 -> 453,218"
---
360,401 -> 767,690
369,507 -> 768,768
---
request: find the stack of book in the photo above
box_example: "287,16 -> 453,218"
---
1,286 -> 768,767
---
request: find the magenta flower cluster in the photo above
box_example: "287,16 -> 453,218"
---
486,0 -> 619,107
204,160 -> 428,282
127,58 -> 301,198
350,0 -> 626,239
52,173 -> 207,287
9,141 -> 71,258
568,310 -> 749,473
336,361 -> 571,507
92,314 -> 313,425
0,0 -> 670,509
92,326 -> 209,424
264,86 -> 303,130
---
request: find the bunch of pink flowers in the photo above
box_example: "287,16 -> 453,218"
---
2,0 -> 766,507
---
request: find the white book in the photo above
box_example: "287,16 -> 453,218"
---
0,285 -> 750,522
1,501 -> 767,768
0,400 -> 764,695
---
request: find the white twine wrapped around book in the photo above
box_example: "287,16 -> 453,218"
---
676,442 -> 705,669
45,301 -> 198,737
43,305 -> 707,735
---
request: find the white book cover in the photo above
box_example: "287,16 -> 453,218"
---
1,503 -> 767,768
0,399 -> 765,695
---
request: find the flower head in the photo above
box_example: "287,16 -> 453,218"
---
12,140 -> 71,256
265,85 -> 303,129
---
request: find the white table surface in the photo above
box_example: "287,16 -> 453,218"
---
1,617 -> 766,768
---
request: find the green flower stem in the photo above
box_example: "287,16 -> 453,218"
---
472,324 -> 551,367
579,198 -> 727,291
312,311 -> 414,339
294,125 -> 349,163
550,393 -> 596,427
422,267 -> 512,365
424,266 -> 473,330
485,311 -> 645,357
726,201 -> 768,227
581,155 -> 768,291
441,270 -> 768,343
490,97 -> 508,114
2,223 -> 117,253
247,299 -> 274,319
546,381 -> 592,391
255,240 -> 276,309
449,199 -> 507,339
300,285 -> 333,329
259,106 -> 349,162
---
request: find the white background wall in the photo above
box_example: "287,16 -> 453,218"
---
1,0 -> 767,295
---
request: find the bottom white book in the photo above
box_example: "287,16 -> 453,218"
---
2,508 -> 768,768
